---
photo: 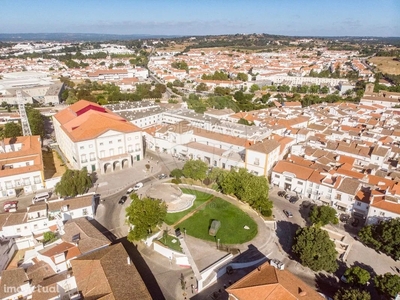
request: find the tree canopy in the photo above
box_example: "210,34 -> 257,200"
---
333,288 -> 371,300
4,122 -> 22,138
27,108 -> 45,139
292,226 -> 338,272
344,266 -> 371,286
309,205 -> 338,226
182,160 -> 208,181
374,273 -> 400,298
126,194 -> 167,241
215,168 -> 272,217
358,218 -> 400,260
54,169 -> 92,197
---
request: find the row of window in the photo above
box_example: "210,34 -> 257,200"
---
3,176 -> 41,189
80,136 -> 139,150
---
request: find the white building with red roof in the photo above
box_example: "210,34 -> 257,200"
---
53,100 -> 143,173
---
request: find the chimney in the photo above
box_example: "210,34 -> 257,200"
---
298,288 -> 307,297
127,257 -> 131,265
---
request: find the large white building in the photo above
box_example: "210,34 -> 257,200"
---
53,100 -> 143,173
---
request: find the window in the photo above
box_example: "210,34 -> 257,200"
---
297,181 -> 303,185
33,176 -> 40,184
33,224 -> 38,229
109,141 -> 113,144
100,150 -> 105,158
328,188 -> 332,193
128,145 -> 133,153
14,180 -> 21,186
118,139 -> 122,143
80,146 -> 84,150
16,228 -> 21,233
254,158 -> 260,166
90,153 -> 95,161
336,193 -> 341,200
81,154 -> 87,163
274,174 -> 280,178
100,142 -> 104,146
109,149 -> 114,156
82,208 -> 88,215
26,162 -> 30,166
315,185 -> 319,190
356,202 -> 361,206
285,177 -> 292,182
135,143 -> 140,151
379,211 -> 385,216
128,137 -> 132,141
5,181 -> 12,189
118,147 -> 123,154
309,183 -> 313,187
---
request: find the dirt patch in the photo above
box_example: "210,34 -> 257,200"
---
42,150 -> 67,179
369,57 -> 400,75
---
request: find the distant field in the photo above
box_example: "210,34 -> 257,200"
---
369,57 -> 400,75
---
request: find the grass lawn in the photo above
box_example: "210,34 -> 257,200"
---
177,197 -> 258,244
157,235 -> 183,253
164,188 -> 213,225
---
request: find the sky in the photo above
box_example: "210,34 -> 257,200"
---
1,0 -> 399,37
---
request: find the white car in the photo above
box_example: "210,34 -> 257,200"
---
126,187 -> 134,194
133,182 -> 144,191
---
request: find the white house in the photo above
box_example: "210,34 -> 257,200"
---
53,100 -> 143,174
0,135 -> 45,198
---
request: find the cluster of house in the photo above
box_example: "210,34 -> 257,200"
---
148,48 -> 371,92
0,200 -> 152,299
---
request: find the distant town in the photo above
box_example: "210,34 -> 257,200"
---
0,34 -> 400,300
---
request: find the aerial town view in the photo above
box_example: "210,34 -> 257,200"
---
0,0 -> 399,299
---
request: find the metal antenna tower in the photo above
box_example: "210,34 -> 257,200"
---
16,90 -> 32,136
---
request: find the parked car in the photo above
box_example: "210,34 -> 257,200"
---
126,187 -> 134,194
119,196 -> 128,204
289,196 -> 299,203
278,191 -> 286,197
283,210 -> 293,218
133,182 -> 144,191
3,201 -> 18,212
158,173 -> 167,179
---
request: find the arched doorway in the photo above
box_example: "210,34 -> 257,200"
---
103,163 -> 111,174
113,161 -> 121,171
122,159 -> 129,169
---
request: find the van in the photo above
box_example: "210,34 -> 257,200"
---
32,192 -> 50,204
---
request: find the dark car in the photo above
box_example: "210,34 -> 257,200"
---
351,218 -> 360,227
118,196 -> 128,204
289,196 -> 298,203
278,191 -> 286,197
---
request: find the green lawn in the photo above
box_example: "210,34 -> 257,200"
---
164,188 -> 213,225
157,234 -> 183,253
177,197 -> 258,244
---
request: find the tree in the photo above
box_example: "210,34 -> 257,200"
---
54,169 -> 92,197
374,273 -> 400,299
27,108 -> 45,139
182,160 -> 208,181
170,168 -> 183,179
333,288 -> 371,300
126,194 -> 167,241
321,86 -> 329,94
250,84 -> 260,93
43,231 -> 57,243
292,226 -> 338,272
309,205 -> 338,226
236,72 -> 248,82
344,266 -> 371,285
358,218 -> 400,260
4,122 -> 22,138
196,82 -> 209,93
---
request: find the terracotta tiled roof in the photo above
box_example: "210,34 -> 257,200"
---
26,261 -> 56,286
273,160 -> 314,180
226,261 -> 323,300
247,139 -> 280,154
71,243 -> 152,300
61,217 -> 110,254
0,268 -> 29,299
54,100 -> 141,142
40,241 -> 81,262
